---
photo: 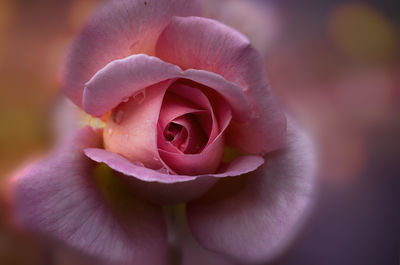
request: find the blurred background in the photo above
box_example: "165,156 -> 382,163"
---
0,0 -> 398,264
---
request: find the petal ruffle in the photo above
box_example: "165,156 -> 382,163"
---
156,16 -> 286,154
83,55 -> 181,117
158,135 -> 224,176
62,0 -> 201,108
84,148 -> 264,204
10,127 -> 168,265
83,54 -> 251,122
186,117 -> 317,264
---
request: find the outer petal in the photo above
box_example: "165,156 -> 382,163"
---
203,0 -> 280,59
84,148 -> 264,204
181,234 -> 239,265
156,16 -> 286,154
83,54 -> 251,122
168,205 -> 240,265
10,127 -> 168,265
85,148 -> 264,183
186,117 -> 317,264
83,54 -> 181,117
62,0 -> 201,108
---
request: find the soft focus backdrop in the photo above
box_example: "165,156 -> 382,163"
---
0,0 -> 398,264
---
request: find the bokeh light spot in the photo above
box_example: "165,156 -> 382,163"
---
329,3 -> 398,62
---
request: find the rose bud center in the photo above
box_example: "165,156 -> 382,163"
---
103,79 -> 228,175
164,122 -> 184,142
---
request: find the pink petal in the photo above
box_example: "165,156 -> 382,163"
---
158,135 -> 224,176
103,80 -> 172,170
186,117 -> 317,264
157,90 -> 207,131
167,82 -> 224,144
158,93 -> 232,175
165,115 -> 208,154
84,148 -> 264,204
179,69 -> 251,122
156,16 -> 286,154
83,53 -> 251,122
62,0 -> 201,108
112,171 -> 218,205
10,127 -> 168,265
83,54 -> 181,117
157,84 -> 224,156
203,0 -> 279,59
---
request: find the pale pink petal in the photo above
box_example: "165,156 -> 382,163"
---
103,80 -> 173,170
10,127 -> 168,265
187,117 -> 317,264
62,0 -> 201,108
83,54 -> 181,117
156,16 -> 286,154
83,53 -> 251,122
84,148 -> 264,203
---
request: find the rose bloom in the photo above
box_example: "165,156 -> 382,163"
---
8,0 -> 316,265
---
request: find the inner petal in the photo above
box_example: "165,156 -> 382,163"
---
164,122 -> 183,142
157,85 -> 214,156
163,122 -> 188,152
173,114 -> 208,154
161,113 -> 209,155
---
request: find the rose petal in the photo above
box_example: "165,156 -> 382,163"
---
158,135 -> 224,176
156,16 -> 249,86
112,172 -> 218,205
182,234 -> 239,265
85,147 -> 264,183
62,0 -> 201,108
84,148 -> 264,203
225,92 -> 286,155
186,117 -> 317,264
83,54 -> 181,117
10,127 -> 168,265
158,93 -> 232,175
158,84 -> 224,154
156,16 -> 286,154
181,220 -> 238,265
203,0 -> 279,59
157,91 -> 208,132
167,115 -> 208,154
180,69 -> 252,122
166,82 -> 222,144
103,80 -> 173,169
83,54 -> 251,121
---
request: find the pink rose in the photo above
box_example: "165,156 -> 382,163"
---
9,0 -> 316,264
